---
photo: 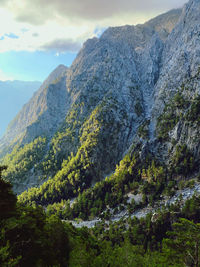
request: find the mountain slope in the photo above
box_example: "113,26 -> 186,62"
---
2,0 -> 200,207
150,0 -> 200,165
0,65 -> 68,156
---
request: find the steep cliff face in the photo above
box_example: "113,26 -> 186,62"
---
149,0 -> 200,167
154,0 -> 200,111
144,9 -> 182,40
0,65 -> 69,156
47,8 -> 181,179
2,4 -> 197,196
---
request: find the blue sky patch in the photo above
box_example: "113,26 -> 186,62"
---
5,33 -> 19,39
0,51 -> 77,81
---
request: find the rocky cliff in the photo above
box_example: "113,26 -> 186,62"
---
150,0 -> 200,167
0,65 -> 68,156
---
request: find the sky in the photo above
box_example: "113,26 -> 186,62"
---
0,0 -> 187,82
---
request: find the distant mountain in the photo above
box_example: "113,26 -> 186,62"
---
0,65 -> 67,155
0,80 -> 41,138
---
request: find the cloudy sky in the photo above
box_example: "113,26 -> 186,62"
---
0,0 -> 187,82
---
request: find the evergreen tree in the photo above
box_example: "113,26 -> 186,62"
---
0,166 -> 17,220
163,218 -> 200,267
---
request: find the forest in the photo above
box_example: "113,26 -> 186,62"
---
1,165 -> 200,266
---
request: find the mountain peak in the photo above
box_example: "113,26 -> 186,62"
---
0,64 -> 69,156
54,64 -> 68,72
144,9 -> 182,38
182,0 -> 200,21
41,64 -> 68,90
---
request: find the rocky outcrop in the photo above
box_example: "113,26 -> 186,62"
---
150,0 -> 200,164
154,0 -> 200,112
0,65 -> 69,155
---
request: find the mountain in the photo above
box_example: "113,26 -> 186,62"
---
1,0 -> 200,218
152,0 -> 200,163
1,1 -> 200,266
0,65 -> 68,156
0,80 -> 41,138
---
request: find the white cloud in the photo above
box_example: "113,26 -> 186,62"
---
40,39 -> 81,53
0,9 -> 94,52
2,0 -> 188,24
0,0 -> 188,53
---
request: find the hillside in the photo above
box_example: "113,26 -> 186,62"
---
0,65 -> 68,156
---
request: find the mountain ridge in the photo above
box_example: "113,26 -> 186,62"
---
0,65 -> 68,156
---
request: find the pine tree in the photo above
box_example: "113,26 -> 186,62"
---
163,218 -> 200,267
0,166 -> 17,220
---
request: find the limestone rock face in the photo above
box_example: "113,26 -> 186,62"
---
151,0 -> 200,163
154,0 -> 200,110
0,65 -> 69,155
2,1 -> 200,193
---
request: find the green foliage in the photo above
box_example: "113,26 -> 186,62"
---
157,107 -> 178,141
138,120 -> 150,139
18,147 -> 94,205
39,153 -> 140,221
67,198 -> 200,266
93,242 -> 146,267
0,166 -> 17,220
173,92 -> 189,108
156,92 -> 188,140
44,157 -> 168,222
141,161 -> 165,184
140,161 -> 167,205
0,206 -> 70,266
71,153 -> 140,219
0,168 -> 69,266
181,194 -> 200,222
134,101 -> 143,117
27,151 -> 173,223
2,137 -> 47,184
163,218 -> 200,267
185,95 -> 200,123
40,102 -> 85,178
3,162 -> 200,266
171,144 -> 195,175
18,104 -> 105,206
0,242 -> 21,267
